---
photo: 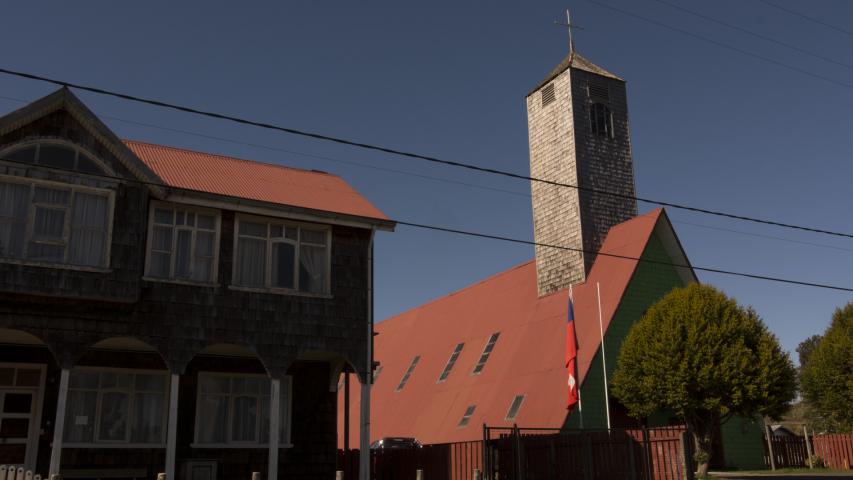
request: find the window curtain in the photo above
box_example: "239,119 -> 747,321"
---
131,392 -> 164,443
299,244 -> 326,293
68,192 -> 108,266
64,390 -> 97,443
197,395 -> 229,443
237,238 -> 266,287
231,396 -> 258,442
98,392 -> 129,441
0,182 -> 29,258
193,231 -> 215,282
174,230 -> 193,278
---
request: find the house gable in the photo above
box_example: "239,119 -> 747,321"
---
0,88 -> 163,193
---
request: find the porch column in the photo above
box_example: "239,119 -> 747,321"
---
49,368 -> 70,476
268,378 -> 281,480
359,378 -> 370,480
165,373 -> 180,480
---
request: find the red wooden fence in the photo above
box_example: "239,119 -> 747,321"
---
337,440 -> 483,480
488,426 -> 689,480
813,434 -> 853,470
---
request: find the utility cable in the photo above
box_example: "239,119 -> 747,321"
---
0,155 -> 851,293
0,94 -> 524,198
756,0 -> 853,38
587,0 -> 853,91
650,0 -> 853,71
0,94 -> 849,254
1,67 -> 852,240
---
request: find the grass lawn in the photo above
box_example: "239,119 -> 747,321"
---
709,467 -> 853,476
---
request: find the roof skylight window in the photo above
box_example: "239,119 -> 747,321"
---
458,405 -> 476,428
395,356 -> 420,392
437,343 -> 464,383
471,333 -> 500,375
505,395 -> 525,421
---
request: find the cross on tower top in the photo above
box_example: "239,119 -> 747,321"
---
554,9 -> 584,55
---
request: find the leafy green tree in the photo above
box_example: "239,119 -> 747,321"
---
800,303 -> 853,433
611,284 -> 797,477
797,335 -> 822,371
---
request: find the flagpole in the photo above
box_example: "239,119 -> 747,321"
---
569,284 -> 583,430
596,282 -> 612,430
577,381 -> 584,430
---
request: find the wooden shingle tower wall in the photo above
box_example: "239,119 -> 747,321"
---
526,53 -> 638,296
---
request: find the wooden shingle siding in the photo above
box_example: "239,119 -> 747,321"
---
0,99 -> 374,479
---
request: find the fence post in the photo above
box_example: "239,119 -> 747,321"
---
803,425 -> 814,468
482,424 -> 490,480
548,436 -> 557,480
627,432 -> 636,480
513,425 -> 523,480
680,430 -> 695,480
641,427 -> 652,480
582,431 -> 593,480
764,421 -> 776,471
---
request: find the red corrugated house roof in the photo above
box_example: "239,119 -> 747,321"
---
125,140 -> 391,224
338,208 -> 693,446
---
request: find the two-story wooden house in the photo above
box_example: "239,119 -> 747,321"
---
0,89 -> 393,479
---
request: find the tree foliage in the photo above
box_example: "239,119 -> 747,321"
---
800,303 -> 853,433
797,335 -> 823,371
612,283 -> 796,476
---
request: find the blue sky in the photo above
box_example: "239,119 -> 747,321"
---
1,1 -> 851,360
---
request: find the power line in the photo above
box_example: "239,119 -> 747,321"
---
672,219 -> 853,254
756,0 -> 853,38
0,94 -> 526,198
1,155 -> 851,293
1,68 -> 852,240
394,221 -> 853,293
587,0 -> 853,91
5,92 -> 845,256
650,0 -> 853,71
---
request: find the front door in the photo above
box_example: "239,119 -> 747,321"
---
0,365 -> 45,471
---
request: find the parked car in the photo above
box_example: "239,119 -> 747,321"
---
370,437 -> 423,449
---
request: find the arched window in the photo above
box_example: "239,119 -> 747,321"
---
589,102 -> 614,139
2,142 -> 106,175
0,141 -> 113,269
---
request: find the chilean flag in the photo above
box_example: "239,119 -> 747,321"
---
566,288 -> 580,410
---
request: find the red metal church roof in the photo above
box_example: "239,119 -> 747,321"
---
339,209 -> 671,446
125,140 -> 390,223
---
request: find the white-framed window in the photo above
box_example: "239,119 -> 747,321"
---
0,365 -> 45,447
0,175 -> 113,268
0,364 -> 45,471
233,215 -> 331,295
145,203 -> 220,283
194,373 -> 292,447
63,368 -> 169,446
2,141 -> 108,176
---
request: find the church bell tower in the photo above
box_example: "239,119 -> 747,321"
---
527,50 -> 638,297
